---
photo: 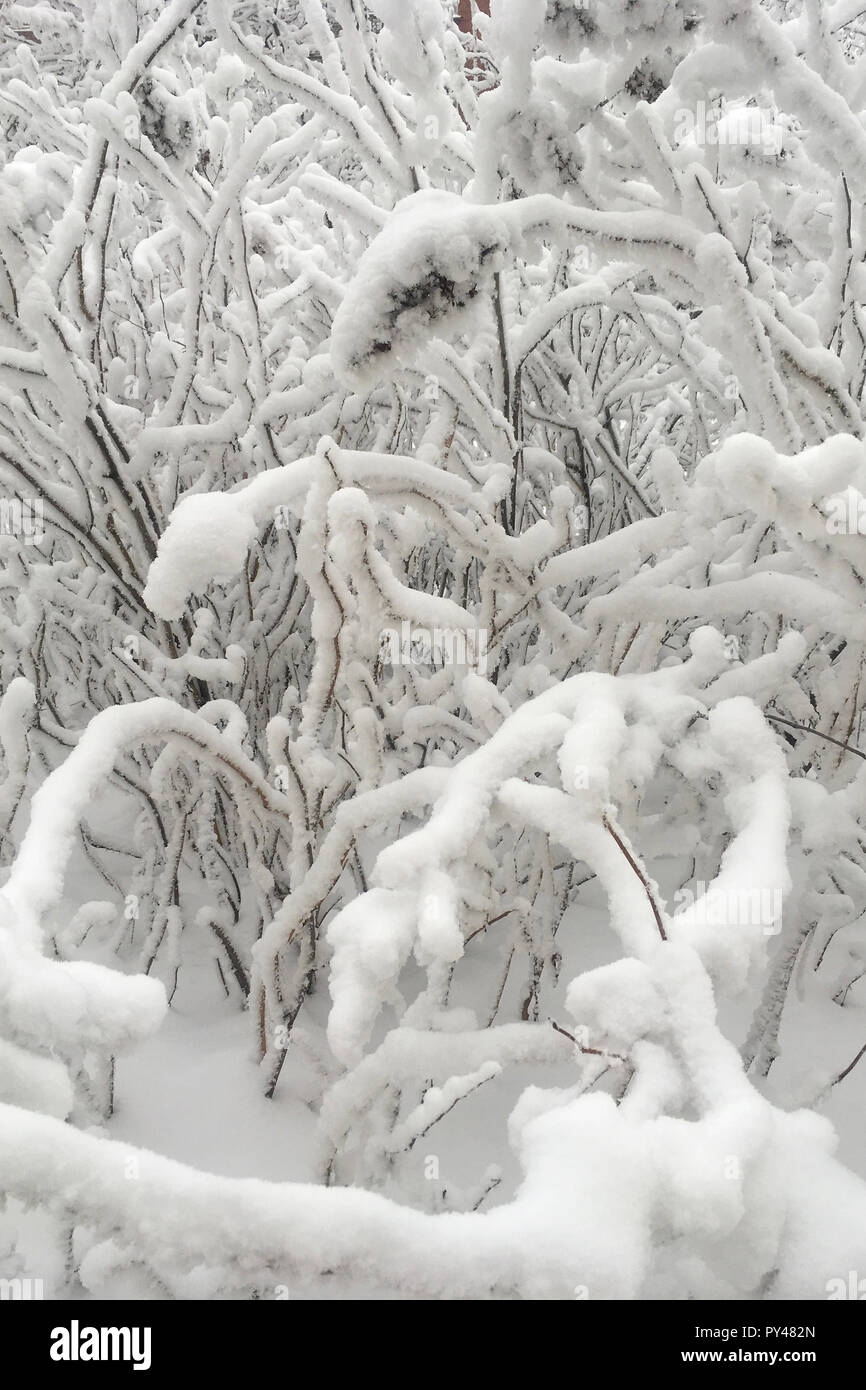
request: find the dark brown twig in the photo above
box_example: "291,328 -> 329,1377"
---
832,1039 -> 866,1087
465,908 -> 515,944
766,713 -> 866,763
602,813 -> 667,941
550,1019 -> 628,1064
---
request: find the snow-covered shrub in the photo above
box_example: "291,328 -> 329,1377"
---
1,0 -> 866,1298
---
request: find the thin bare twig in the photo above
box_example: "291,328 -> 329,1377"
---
602,813 -> 667,941
766,713 -> 866,763
550,1019 -> 628,1064
832,1038 -> 866,1087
